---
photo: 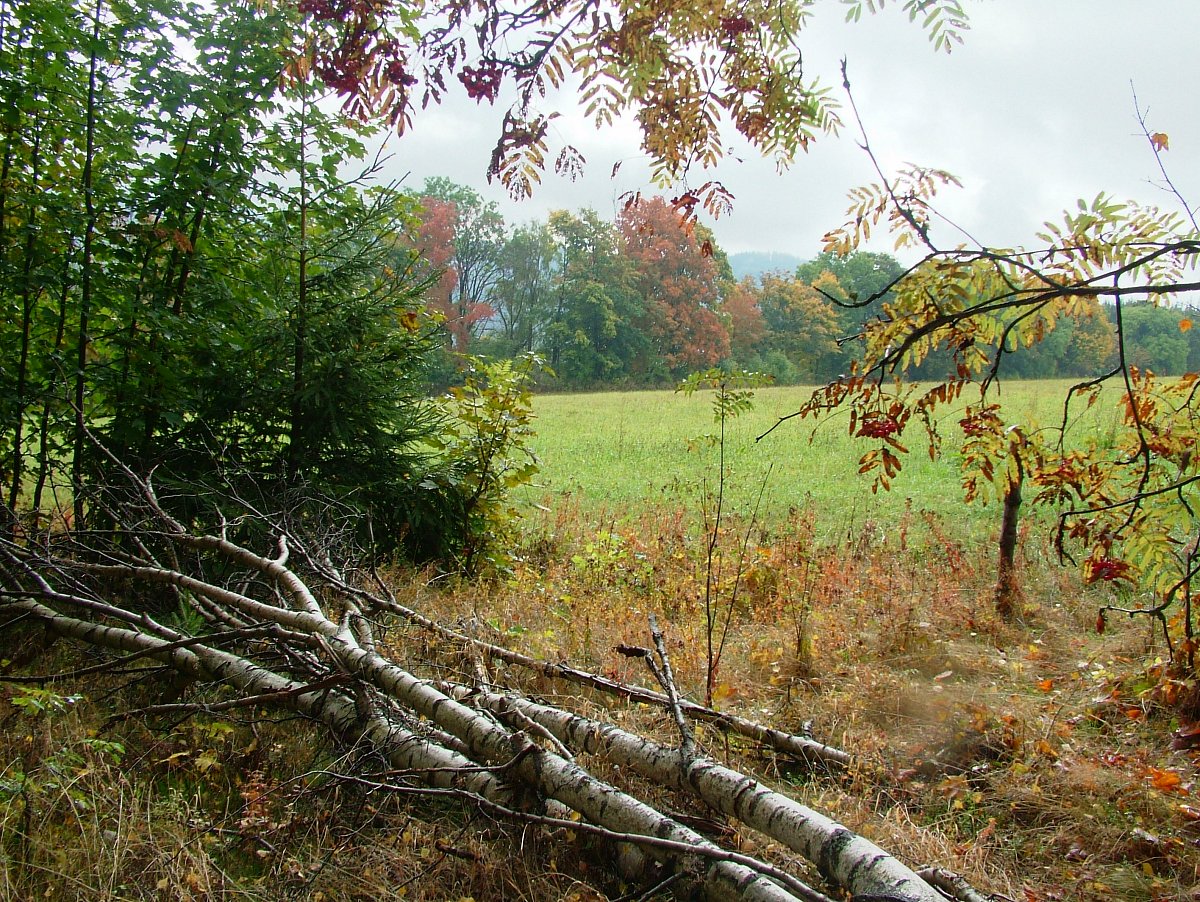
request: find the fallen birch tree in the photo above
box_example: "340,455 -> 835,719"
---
0,473 -> 980,902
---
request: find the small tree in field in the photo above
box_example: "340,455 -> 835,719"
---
780,90 -> 1200,660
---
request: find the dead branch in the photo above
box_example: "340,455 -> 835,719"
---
648,612 -> 697,758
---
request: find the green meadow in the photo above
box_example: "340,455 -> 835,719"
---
522,379 -> 1125,539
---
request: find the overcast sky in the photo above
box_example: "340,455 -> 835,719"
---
374,1 -> 1200,260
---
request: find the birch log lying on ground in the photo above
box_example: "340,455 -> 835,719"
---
0,480 -> 968,902
458,687 -> 942,902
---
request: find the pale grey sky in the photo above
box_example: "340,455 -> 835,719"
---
375,1 -> 1200,260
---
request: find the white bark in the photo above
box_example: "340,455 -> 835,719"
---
0,575 -> 808,900
463,688 -> 945,902
0,597 -> 504,799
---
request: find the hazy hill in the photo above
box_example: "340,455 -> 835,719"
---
729,251 -> 804,281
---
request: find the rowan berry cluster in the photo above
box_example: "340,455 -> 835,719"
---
1087,556 -> 1131,583
959,415 -> 997,438
857,415 -> 900,439
458,61 -> 503,102
316,52 -> 365,95
385,58 -> 417,86
719,15 -> 754,37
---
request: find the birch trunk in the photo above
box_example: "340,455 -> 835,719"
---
460,687 -> 945,902
0,569 -> 809,900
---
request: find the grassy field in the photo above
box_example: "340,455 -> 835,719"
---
522,379 -> 1124,540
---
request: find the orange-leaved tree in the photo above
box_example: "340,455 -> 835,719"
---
617,196 -> 730,375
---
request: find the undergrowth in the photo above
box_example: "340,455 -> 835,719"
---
2,499 -> 1198,901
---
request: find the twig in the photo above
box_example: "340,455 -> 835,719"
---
610,871 -> 683,902
1133,84 -> 1199,232
0,625 -> 286,683
104,674 -> 353,726
472,689 -> 575,761
648,613 -> 695,759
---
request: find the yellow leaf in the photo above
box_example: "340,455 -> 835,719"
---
1180,318 -> 1192,333
194,752 -> 220,773
1034,738 -> 1058,760
1150,132 -> 1169,151
712,682 -> 737,703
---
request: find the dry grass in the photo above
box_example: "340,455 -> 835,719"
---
3,497 -> 1199,901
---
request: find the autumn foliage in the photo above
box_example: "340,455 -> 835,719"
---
786,116 -> 1200,666
618,197 -> 730,372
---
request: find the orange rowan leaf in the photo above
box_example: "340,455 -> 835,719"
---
1148,767 -> 1183,793
1037,678 -> 1054,693
1180,318 -> 1192,333
1150,132 -> 1170,152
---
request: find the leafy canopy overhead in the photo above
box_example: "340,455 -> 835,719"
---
289,0 -> 968,209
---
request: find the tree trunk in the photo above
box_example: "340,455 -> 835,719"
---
72,0 -> 105,528
993,463 -> 1023,620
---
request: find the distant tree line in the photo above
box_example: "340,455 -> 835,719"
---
408,179 -> 1197,388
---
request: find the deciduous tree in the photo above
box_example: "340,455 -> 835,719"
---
291,0 -> 966,212
722,278 -> 768,364
490,221 -> 558,355
757,272 -> 841,382
416,178 -> 505,352
618,196 -> 730,376
780,99 -> 1200,637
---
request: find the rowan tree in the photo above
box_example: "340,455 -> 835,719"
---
288,0 -> 967,214
780,104 -> 1200,642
